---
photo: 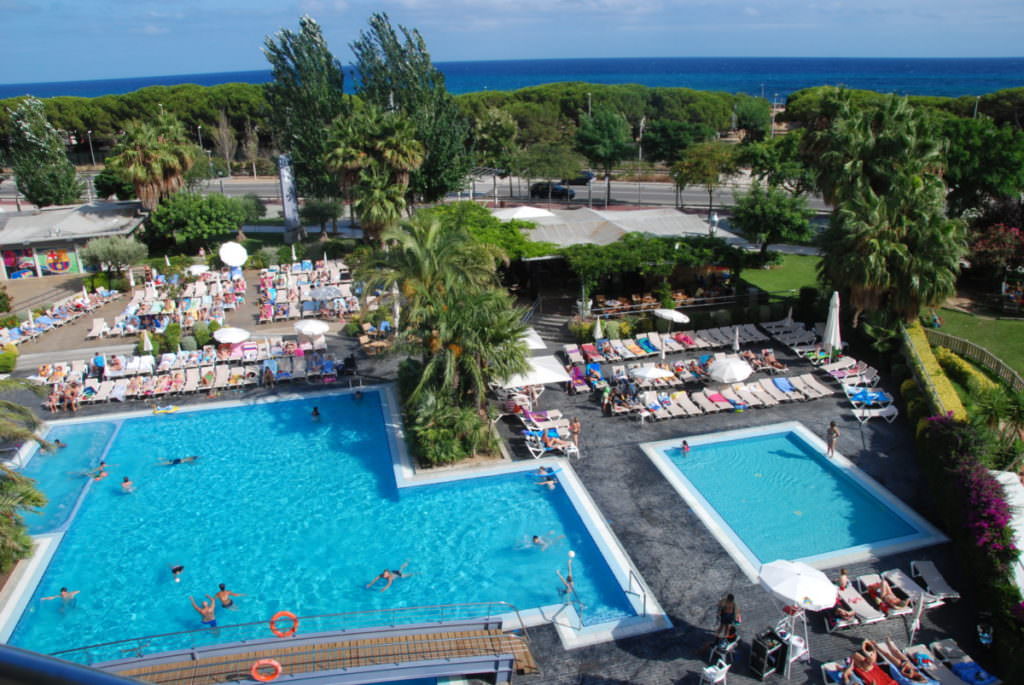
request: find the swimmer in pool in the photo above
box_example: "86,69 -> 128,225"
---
535,466 -> 557,490
215,583 -> 244,609
41,587 -> 80,606
366,562 -> 412,592
156,456 -> 200,466
311,406 -> 320,419
189,595 -> 217,628
171,564 -> 185,582
682,440 -> 690,454
121,476 -> 134,493
532,535 -> 550,551
87,461 -> 113,479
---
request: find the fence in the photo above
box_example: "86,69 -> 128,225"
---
924,328 -> 1024,393
900,323 -> 966,420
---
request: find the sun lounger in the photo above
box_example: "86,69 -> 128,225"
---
109,379 -> 128,402
704,390 -> 735,411
636,335 -> 659,355
568,365 -> 589,394
658,392 -> 687,418
596,338 -> 620,361
910,561 -> 960,601
690,390 -> 721,413
522,429 -> 579,460
845,367 -> 882,387
772,376 -> 806,401
902,645 -> 961,685
837,583 -> 886,625
731,384 -> 764,408
671,391 -> 703,416
823,603 -> 860,633
610,339 -> 635,359
855,404 -> 899,424
85,318 -> 109,339
788,375 -> 821,399
821,356 -> 857,373
718,387 -> 752,411
855,573 -> 914,618
758,377 -> 791,403
580,342 -> 605,363
656,332 -> 684,353
745,382 -> 778,406
844,384 -> 894,407
93,380 -> 114,402
821,661 -> 853,684
800,374 -> 836,397
930,639 -> 1000,685
882,568 -> 944,609
212,365 -> 229,389
642,391 -> 670,420
562,344 -> 585,365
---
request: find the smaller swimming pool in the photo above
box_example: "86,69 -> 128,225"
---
641,422 -> 947,579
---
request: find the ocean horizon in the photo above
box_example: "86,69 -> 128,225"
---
1,57 -> 1022,101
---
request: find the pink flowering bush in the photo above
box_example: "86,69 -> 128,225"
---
970,223 -> 1024,272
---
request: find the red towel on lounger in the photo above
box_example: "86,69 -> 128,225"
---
854,665 -> 896,685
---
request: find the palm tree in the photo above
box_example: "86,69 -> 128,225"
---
353,164 -> 407,243
0,378 -> 49,445
0,378 -> 49,572
107,113 -> 196,211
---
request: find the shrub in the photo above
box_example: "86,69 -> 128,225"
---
568,317 -> 595,343
162,323 -> 182,353
902,322 -> 967,420
193,321 -> 211,347
900,378 -> 920,399
135,335 -> 160,356
934,346 -> 1000,396
179,335 -> 198,351
322,239 -> 357,259
0,349 -> 18,373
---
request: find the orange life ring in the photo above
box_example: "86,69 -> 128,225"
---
269,610 -> 298,638
250,658 -> 282,682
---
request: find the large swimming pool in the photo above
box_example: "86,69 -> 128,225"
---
6,390 -> 659,662
641,422 -> 947,579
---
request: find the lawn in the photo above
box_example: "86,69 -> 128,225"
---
938,308 -> 1024,378
741,254 -> 821,298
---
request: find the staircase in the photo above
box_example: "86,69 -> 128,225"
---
529,312 -> 574,346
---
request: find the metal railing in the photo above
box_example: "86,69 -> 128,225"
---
51,601 -> 530,666
924,328 -> 1024,393
626,569 -> 649,618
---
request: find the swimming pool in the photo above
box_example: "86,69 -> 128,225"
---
4,389 -> 666,662
640,422 -> 947,579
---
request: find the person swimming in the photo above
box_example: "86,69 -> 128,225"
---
41,587 -> 80,606
535,466 -> 558,490
215,583 -> 244,609
190,595 -> 217,628
121,476 -> 134,493
157,456 -> 200,466
311,407 -> 320,419
171,564 -> 185,582
366,562 -> 412,592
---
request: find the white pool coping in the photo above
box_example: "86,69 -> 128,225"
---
2,385 -> 670,651
640,421 -> 949,582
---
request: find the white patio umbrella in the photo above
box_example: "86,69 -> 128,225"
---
27,309 -> 33,325
759,560 -> 837,612
822,291 -> 842,357
520,327 -> 547,350
164,254 -> 171,267
82,285 -> 88,299
187,264 -> 209,276
653,308 -> 690,325
128,269 -> 136,288
294,319 -> 330,337
291,244 -> 297,262
501,355 -> 571,389
733,326 -> 740,353
708,357 -> 753,384
213,326 -> 250,344
141,330 -> 153,353
630,366 -> 676,381
391,283 -> 401,332
218,242 -> 248,267
592,317 -> 603,341
786,306 -> 794,325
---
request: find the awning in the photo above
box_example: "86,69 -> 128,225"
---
520,327 -> 546,350
500,355 -> 571,388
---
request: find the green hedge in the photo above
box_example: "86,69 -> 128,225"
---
901,321 -> 967,420
934,346 -> 1000,396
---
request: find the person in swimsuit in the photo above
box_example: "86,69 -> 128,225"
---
366,562 -> 412,592
157,456 -> 200,466
121,476 -> 134,493
568,417 -> 581,446
54,439 -> 67,448
190,595 -> 217,628
826,421 -> 840,457
682,440 -> 690,454
215,583 -> 244,609
41,587 -> 80,606
716,593 -> 740,638
535,466 -> 557,490
171,564 -> 185,583
311,407 -> 320,419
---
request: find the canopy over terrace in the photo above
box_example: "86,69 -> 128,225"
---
520,208 -> 742,249
500,355 -> 571,389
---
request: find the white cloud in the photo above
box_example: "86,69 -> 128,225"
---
141,23 -> 168,35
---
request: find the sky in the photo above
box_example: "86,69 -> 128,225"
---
2,0 -> 1022,84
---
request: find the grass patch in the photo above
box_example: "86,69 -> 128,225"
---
938,308 -> 1024,378
741,254 -> 821,299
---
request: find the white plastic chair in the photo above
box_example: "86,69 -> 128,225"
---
700,658 -> 730,685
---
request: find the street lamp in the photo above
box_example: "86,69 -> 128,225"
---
709,212 -> 719,237
86,130 -> 96,166
197,125 -> 203,149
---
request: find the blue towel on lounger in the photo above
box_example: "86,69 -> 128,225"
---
951,661 -> 998,685
774,377 -> 797,393
638,337 -> 657,353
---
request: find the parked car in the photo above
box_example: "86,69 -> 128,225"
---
530,182 -> 576,200
562,170 -> 596,185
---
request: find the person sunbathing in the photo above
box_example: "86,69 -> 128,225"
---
763,350 -> 787,370
867,579 -> 909,610
740,349 -> 764,369
543,431 -> 571,449
878,637 -> 929,683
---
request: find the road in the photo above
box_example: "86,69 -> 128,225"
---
0,173 -> 831,213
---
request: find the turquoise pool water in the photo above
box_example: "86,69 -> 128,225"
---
11,392 -> 632,661
656,430 -> 921,565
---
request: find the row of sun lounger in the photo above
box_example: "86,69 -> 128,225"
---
564,326 -> 771,365
1,290 -> 120,345
825,560 -> 960,634
822,637 -> 1000,685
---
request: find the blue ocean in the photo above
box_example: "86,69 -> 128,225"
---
1,57 -> 1021,100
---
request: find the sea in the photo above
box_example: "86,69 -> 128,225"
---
1,57 -> 1022,101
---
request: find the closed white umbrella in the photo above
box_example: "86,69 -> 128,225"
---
141,330 -> 153,353
630,366 -> 676,380
213,326 -> 250,344
823,291 -> 842,357
294,319 -> 330,337
218,241 -> 248,267
291,244 -> 297,262
759,560 -> 837,612
653,308 -> 690,325
82,285 -> 88,299
733,326 -> 740,353
708,357 -> 753,383
164,254 -> 171,267
391,283 -> 401,332
128,269 -> 136,288
27,309 -> 33,325
592,317 -> 603,341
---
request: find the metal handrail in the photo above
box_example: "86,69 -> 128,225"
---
626,569 -> 649,618
51,601 -> 530,663
522,296 -> 541,323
